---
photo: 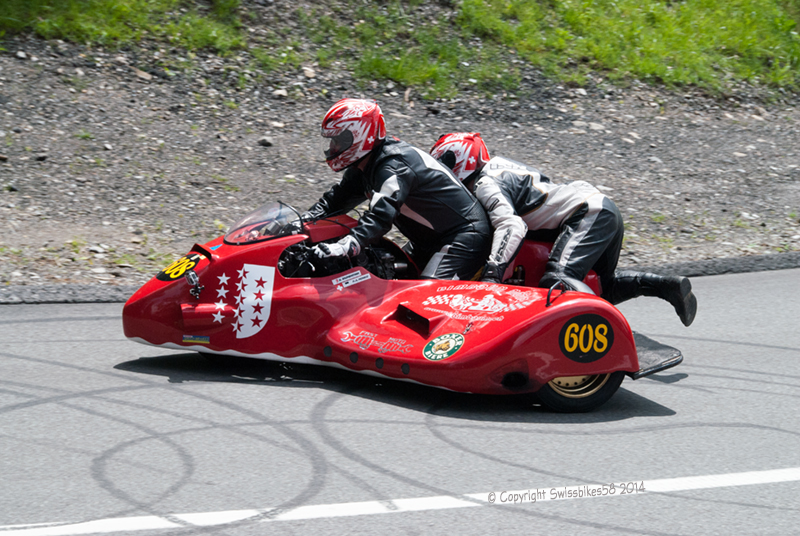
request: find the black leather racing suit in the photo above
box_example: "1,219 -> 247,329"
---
306,138 -> 492,280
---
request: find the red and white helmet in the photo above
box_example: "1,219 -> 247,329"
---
429,132 -> 490,182
321,98 -> 386,172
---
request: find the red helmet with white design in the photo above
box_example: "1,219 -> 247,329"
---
429,132 -> 490,182
321,98 -> 386,172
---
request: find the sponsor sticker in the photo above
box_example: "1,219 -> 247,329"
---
421,286 -> 538,322
423,333 -> 465,361
558,314 -> 614,363
341,330 -> 413,354
333,270 -> 371,291
157,253 -> 203,281
182,334 -> 210,345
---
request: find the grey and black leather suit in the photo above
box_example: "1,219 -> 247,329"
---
467,156 -> 697,326
470,156 -> 621,294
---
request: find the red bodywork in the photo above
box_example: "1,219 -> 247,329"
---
123,215 -> 640,395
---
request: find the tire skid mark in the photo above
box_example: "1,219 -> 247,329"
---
0,388 -> 41,400
0,385 -> 155,414
424,398 -> 606,483
84,395 -> 308,457
424,404 -> 800,515
2,339 -> 126,345
4,382 -> 329,530
308,389 -> 687,536
0,348 -> 330,530
644,382 -> 800,398
424,420 -> 800,440
684,363 -> 800,381
0,349 -> 163,386
644,334 -> 800,354
76,391 -> 423,532
682,385 -> 800,400
104,388 -> 387,503
121,386 -> 331,525
0,316 -> 117,326
310,388 -> 474,502
0,379 -> 77,394
680,372 -> 800,390
77,403 -> 198,525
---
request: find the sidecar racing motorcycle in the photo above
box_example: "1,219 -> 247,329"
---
122,202 -> 683,412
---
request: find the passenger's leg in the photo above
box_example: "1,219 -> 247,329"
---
604,271 -> 697,327
539,195 -> 618,293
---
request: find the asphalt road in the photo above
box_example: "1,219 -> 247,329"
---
1,269 -> 799,535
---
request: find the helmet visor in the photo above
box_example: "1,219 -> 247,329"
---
322,129 -> 354,162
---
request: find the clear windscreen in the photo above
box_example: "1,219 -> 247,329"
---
223,202 -> 303,245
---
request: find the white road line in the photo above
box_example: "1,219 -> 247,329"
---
1,467 -> 798,536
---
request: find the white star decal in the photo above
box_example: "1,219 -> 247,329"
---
214,300 -> 226,310
212,311 -> 225,323
216,286 -> 229,298
218,273 -> 230,285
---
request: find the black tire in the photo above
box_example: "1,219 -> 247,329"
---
535,371 -> 625,413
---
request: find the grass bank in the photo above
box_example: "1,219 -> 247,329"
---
2,0 -> 799,96
0,0 -> 244,52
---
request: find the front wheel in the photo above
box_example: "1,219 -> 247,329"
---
535,371 -> 625,413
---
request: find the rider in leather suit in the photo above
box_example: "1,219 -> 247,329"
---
305,99 -> 491,280
430,132 -> 697,326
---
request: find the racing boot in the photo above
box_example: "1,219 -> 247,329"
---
606,271 -> 697,327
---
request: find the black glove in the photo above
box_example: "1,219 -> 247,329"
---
480,262 -> 504,283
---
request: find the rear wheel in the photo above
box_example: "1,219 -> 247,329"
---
535,371 -> 625,412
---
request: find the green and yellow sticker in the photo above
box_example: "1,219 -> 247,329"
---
156,253 -> 203,282
558,314 -> 614,363
423,333 -> 465,361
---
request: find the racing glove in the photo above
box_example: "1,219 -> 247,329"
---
480,262 -> 504,284
312,234 -> 361,259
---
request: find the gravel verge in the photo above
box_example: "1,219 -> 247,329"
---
2,30 -> 799,301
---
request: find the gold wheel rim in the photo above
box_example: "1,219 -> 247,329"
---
548,374 -> 610,399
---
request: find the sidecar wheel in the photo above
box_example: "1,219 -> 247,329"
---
536,371 -> 625,413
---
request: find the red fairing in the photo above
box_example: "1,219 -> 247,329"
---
304,215 -> 358,243
123,211 -> 637,396
507,240 -> 602,295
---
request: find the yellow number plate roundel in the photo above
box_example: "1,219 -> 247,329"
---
156,253 -> 203,281
558,314 -> 614,363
